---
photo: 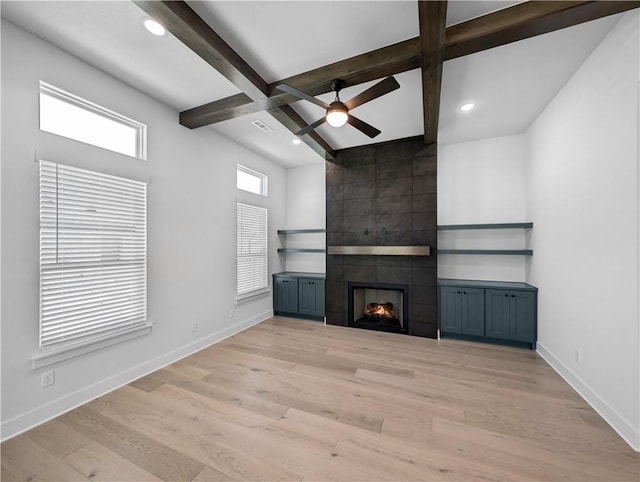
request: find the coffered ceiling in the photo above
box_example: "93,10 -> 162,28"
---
1,1 -> 631,167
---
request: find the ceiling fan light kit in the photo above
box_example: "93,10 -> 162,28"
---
276,76 -> 400,138
326,102 -> 348,127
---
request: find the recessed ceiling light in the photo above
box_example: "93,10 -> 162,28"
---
459,102 -> 476,112
292,138 -> 302,145
143,18 -> 166,36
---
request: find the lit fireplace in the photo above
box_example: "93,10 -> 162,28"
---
364,302 -> 395,319
349,282 -> 408,334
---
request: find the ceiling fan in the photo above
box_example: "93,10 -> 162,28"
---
276,76 -> 400,139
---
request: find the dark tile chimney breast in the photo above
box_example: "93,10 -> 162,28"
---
325,136 -> 438,338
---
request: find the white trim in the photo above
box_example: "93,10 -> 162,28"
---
32,324 -> 153,369
236,164 -> 268,197
235,288 -> 271,303
40,81 -> 147,160
537,342 -> 640,452
1,311 -> 272,442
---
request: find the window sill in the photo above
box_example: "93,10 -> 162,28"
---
32,323 -> 152,369
235,288 -> 271,304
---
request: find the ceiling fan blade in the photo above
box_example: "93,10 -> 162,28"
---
295,117 -> 326,137
276,84 -> 330,110
347,115 -> 381,138
344,76 -> 400,111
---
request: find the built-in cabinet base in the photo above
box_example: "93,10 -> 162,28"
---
273,272 -> 325,320
438,279 -> 538,349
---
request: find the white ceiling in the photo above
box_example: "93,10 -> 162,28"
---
1,1 -> 621,167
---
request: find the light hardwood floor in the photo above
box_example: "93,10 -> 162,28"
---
2,316 -> 638,481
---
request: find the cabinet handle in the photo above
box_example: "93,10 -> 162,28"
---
505,294 -> 509,297
463,291 -> 466,295
457,291 -> 461,294
512,294 -> 516,298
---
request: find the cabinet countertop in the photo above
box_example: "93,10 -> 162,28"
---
438,278 -> 538,291
273,272 -> 326,279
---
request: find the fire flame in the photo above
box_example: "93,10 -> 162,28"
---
364,302 -> 395,319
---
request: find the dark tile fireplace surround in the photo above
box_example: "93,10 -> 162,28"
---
326,136 -> 438,338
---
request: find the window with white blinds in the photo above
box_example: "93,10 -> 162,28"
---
237,203 -> 268,297
39,160 -> 147,350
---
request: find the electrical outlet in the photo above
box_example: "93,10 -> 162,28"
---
41,370 -> 55,388
575,349 -> 581,364
229,309 -> 235,318
191,322 -> 198,333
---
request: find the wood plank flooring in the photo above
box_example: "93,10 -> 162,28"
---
2,316 -> 638,481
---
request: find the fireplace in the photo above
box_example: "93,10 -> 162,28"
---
326,136 -> 438,338
349,282 -> 409,334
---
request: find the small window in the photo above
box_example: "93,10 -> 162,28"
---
237,203 -> 268,298
237,164 -> 267,196
39,82 -> 147,159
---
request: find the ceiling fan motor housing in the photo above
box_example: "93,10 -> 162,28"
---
330,79 -> 345,94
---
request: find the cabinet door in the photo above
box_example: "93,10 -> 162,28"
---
313,280 -> 325,317
274,277 -> 298,313
510,291 -> 535,342
461,288 -> 484,336
439,287 -> 462,333
485,289 -> 511,339
298,279 -> 325,317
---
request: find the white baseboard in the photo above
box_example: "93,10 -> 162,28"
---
1,311 -> 272,442
537,342 -> 639,452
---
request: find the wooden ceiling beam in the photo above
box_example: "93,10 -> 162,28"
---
181,0 -> 639,129
134,0 -> 333,159
269,105 -> 336,160
181,38 -> 421,129
419,1 -> 447,146
133,1 -> 267,101
444,1 -> 640,60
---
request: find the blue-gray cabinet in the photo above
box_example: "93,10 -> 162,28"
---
485,289 -> 535,343
274,276 -> 298,314
298,278 -> 325,318
439,286 -> 484,336
273,272 -> 325,320
438,279 -> 537,349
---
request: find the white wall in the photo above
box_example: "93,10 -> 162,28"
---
282,163 -> 326,273
1,20 -> 286,440
526,12 -> 639,450
438,135 -> 528,281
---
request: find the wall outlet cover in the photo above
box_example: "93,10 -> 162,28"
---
41,371 -> 55,388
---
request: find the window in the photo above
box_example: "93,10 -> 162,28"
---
39,160 -> 147,352
39,82 -> 147,159
237,164 -> 267,196
237,203 -> 268,298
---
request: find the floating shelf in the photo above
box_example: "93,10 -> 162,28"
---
277,228 -> 326,255
278,229 -> 326,234
438,249 -> 533,256
438,222 -> 533,231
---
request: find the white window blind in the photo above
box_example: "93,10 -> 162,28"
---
39,160 -> 147,349
237,203 -> 268,297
